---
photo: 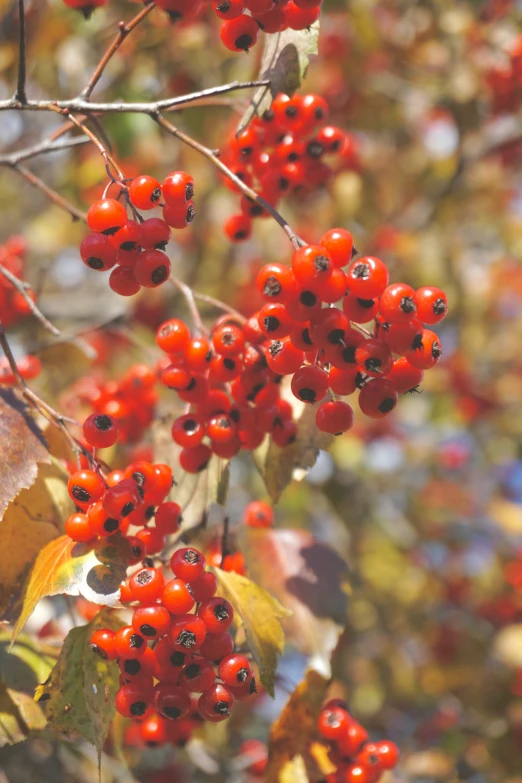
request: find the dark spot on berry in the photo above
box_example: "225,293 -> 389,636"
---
142,557 -> 154,568
103,518 -> 119,532
120,241 -> 138,252
235,33 -> 254,51
139,624 -> 157,637
432,341 -> 442,359
298,387 -> 317,403
213,603 -> 229,621
307,140 -> 324,158
151,187 -> 161,204
234,230 -> 248,240
279,176 -> 290,191
186,182 -> 194,200
101,226 -> 120,236
183,418 -> 198,433
185,377 -> 197,391
313,254 -> 330,272
177,630 -> 197,648
124,659 -> 141,675
342,346 -> 356,364
269,340 -> 283,357
300,290 -> 317,307
264,315 -> 280,333
237,667 -> 249,683
379,397 -> 396,414
170,651 -> 186,667
130,700 -> 147,717
241,146 -> 254,157
162,706 -> 182,720
249,676 -> 257,694
224,358 -> 236,371
230,408 -> 240,423
87,256 -> 104,270
136,569 -> 153,585
328,329 -> 345,344
132,545 -> 143,558
183,549 -> 200,565
129,634 -> 144,649
91,644 -> 108,660
287,151 -> 300,162
433,298 -> 446,316
285,105 -> 298,118
314,107 -> 325,120
262,109 -> 274,123
411,334 -> 423,351
263,275 -> 282,298
214,700 -> 230,716
250,203 -> 264,217
154,240 -> 168,251
357,298 -> 375,310
71,485 -> 90,503
152,265 -> 168,285
145,505 -> 155,520
364,358 -> 382,373
94,414 -> 112,431
121,502 -> 135,517
330,139 -> 341,152
351,245 -> 359,258
352,262 -> 369,280
184,663 -> 201,679
186,205 -> 195,223
400,296 -> 416,314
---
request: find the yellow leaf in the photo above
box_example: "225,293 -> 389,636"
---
35,610 -> 122,757
211,568 -> 292,697
12,533 -> 131,643
279,755 -> 309,783
0,682 -> 46,747
0,461 -> 73,620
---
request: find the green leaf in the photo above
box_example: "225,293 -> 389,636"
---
238,22 -> 320,134
35,610 -> 123,756
211,567 -> 292,697
0,631 -> 56,692
0,460 -> 73,622
259,396 -> 333,503
12,533 -> 131,643
0,681 -> 47,747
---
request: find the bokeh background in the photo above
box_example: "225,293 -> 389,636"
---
2,0 -> 522,781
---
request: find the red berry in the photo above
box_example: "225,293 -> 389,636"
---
65,512 -> 95,543
198,597 -> 234,635
218,653 -> 253,687
256,263 -> 297,304
129,175 -> 162,211
180,659 -> 216,692
87,199 -> 127,235
199,631 -> 234,662
154,682 -> 191,721
179,444 -> 212,474
67,469 -> 106,507
292,244 -> 334,292
115,683 -> 152,718
90,628 -> 117,660
132,605 -> 171,639
156,318 -> 191,354
291,365 -> 329,404
154,501 -> 182,535
224,212 -> 252,241
169,614 -> 207,652
140,217 -> 171,250
109,265 -> 141,296
355,338 -> 392,377
316,400 -> 354,435
386,357 -> 424,394
170,547 -> 206,583
358,378 -> 398,418
133,250 -> 171,288
379,282 -> 418,324
162,171 -> 194,208
243,500 -> 274,528
415,286 -> 448,325
198,683 -> 235,721
128,567 -> 165,603
190,571 -> 218,602
405,329 -> 442,370
320,228 -> 354,268
162,578 -> 195,614
346,256 -> 389,299
83,413 -> 120,449
80,234 -> 117,271
114,626 -> 147,660
220,14 -> 259,51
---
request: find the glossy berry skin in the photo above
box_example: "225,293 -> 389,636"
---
373,740 -> 399,769
218,653 -> 253,687
342,292 -> 379,324
257,263 -> 297,304
90,628 -> 117,660
140,218 -> 171,251
132,605 -> 171,638
163,201 -> 195,229
157,318 -> 191,354
318,704 -> 353,741
320,228 -> 354,268
180,660 -> 216,692
114,626 -> 147,660
88,502 -> 123,537
355,338 -> 392,377
244,499 -> 274,528
87,199 -> 127,235
154,683 -> 191,721
406,329 -> 442,370
309,307 -> 350,347
154,502 -> 182,536
212,323 -> 245,356
198,683 -> 235,721
316,401 -> 354,435
102,478 -> 142,518
224,212 -> 252,241
346,256 -> 389,299
129,175 -> 162,210
133,250 -> 171,288
212,0 -> 246,19
83,413 -> 120,449
386,357 -> 424,394
358,379 -> 398,419
162,171 -> 194,208
128,567 -> 165,603
162,578 -> 195,614
266,339 -> 304,375
109,265 -> 141,296
169,614 -> 207,652
115,683 -> 151,719
336,722 -> 370,757
199,631 -> 234,663
383,319 -> 423,355
179,444 -> 212,474
415,286 -> 448,324
292,244 -> 333,291
379,283 -> 418,324
67,469 -> 106,508
291,365 -> 330,404
170,547 -> 206,583
198,597 -> 234,635
65,512 -> 94,543
220,14 -> 259,52
342,764 -> 375,783
80,234 -> 117,271
135,527 -> 166,556
258,303 -> 294,338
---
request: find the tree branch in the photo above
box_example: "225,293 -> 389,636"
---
81,3 -> 156,100
0,264 -> 60,336
0,135 -> 89,166
14,0 -> 27,104
2,80 -> 271,114
10,163 -> 87,222
156,114 -> 306,250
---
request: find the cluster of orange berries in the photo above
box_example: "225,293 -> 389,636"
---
222,93 -> 355,243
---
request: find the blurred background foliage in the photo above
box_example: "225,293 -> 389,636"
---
2,0 -> 522,782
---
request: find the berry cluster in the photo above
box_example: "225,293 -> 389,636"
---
90,546 -> 256,735
80,170 -> 194,296
318,699 -> 399,783
222,93 -> 352,242
65,458 -> 178,556
157,316 -> 298,473
62,0 -> 323,51
252,230 -> 447,433
72,364 -> 158,445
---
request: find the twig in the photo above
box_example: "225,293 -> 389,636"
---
11,163 -> 87,222
4,80 -> 271,114
14,0 -> 27,104
170,276 -> 207,334
156,114 -> 306,250
58,109 -> 125,181
0,135 -> 89,166
189,289 -> 246,323
220,516 -> 231,568
81,3 -> 156,100
0,263 -> 60,336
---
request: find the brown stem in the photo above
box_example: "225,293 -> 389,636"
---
81,3 -> 156,100
155,114 -> 306,250
14,0 -> 27,104
0,135 -> 90,166
12,163 -> 87,222
169,275 -> 207,335
59,110 -> 125,181
0,264 -> 60,336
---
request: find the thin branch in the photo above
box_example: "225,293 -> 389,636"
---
220,517 -> 231,568
3,80 -> 271,114
11,163 -> 87,222
14,0 -> 27,104
189,289 -> 246,323
58,109 -> 125,181
81,3 -> 156,100
170,275 -> 207,334
156,114 -> 306,250
0,264 -> 60,336
0,135 -> 89,166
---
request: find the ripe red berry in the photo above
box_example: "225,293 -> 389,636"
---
83,413 -> 120,449
109,265 -> 141,296
129,175 -> 162,210
154,502 -> 182,536
212,323 -> 246,356
133,250 -> 171,288
163,201 -> 195,229
180,660 -> 216,692
90,628 -> 117,660
115,683 -> 152,718
114,626 -> 147,660
415,286 -> 448,325
346,256 -> 389,299
80,234 -> 117,271
102,478 -> 142,518
266,339 -> 304,375
153,682 -> 191,721
342,292 -> 379,323
65,512 -> 94,543
386,357 -> 424,394
179,444 -> 212,474
198,597 -> 234,635
358,378 -> 398,418
336,722 -> 369,757
128,567 -> 165,603
258,303 -> 294,338
213,0 -> 246,19
190,571 -> 218,602
224,212 -> 252,241
220,14 -> 259,52
291,365 -> 330,404
156,318 -> 191,354
198,683 -> 235,721
405,329 -> 442,370
318,704 -> 352,741
243,500 -> 274,528
320,228 -> 354,268
87,199 -> 128,235
199,631 -> 234,662
256,263 -> 297,304
379,282 -> 418,323
355,338 -> 392,377
162,171 -> 194,208
162,578 -> 195,614
218,653 -> 253,687
316,400 -> 354,435
140,217 -> 171,251
292,244 -> 334,291
169,614 -> 207,652
284,0 -> 320,29
88,501 -> 123,537
132,605 -> 171,639
170,547 -> 206,583
67,469 -> 106,507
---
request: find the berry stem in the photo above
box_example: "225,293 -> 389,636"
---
80,3 -> 156,101
154,114 -> 306,251
170,276 -> 246,323
14,0 -> 27,105
0,263 -> 60,337
169,276 -> 207,335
